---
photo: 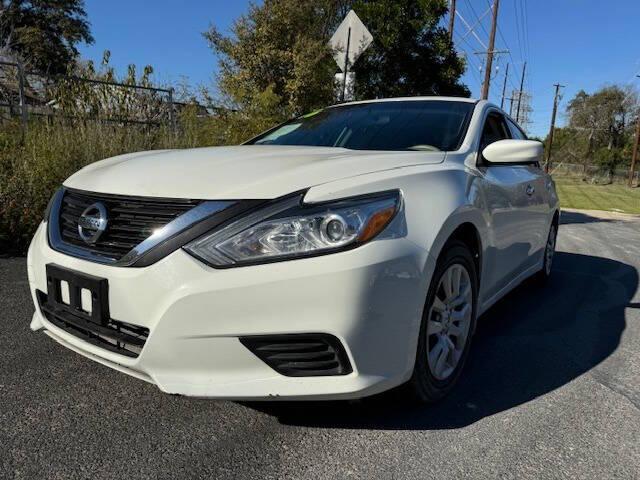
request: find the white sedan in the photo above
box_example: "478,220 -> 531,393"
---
27,97 -> 558,402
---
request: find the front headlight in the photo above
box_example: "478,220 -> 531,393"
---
184,190 -> 401,267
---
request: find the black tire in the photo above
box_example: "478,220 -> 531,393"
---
406,240 -> 478,404
534,222 -> 558,284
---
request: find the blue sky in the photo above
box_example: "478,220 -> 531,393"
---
79,1 -> 640,137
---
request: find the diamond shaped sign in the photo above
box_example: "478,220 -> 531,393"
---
329,10 -> 373,72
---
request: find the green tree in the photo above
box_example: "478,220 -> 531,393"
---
0,0 -> 94,74
565,85 -> 639,176
204,0 -> 469,134
567,86 -> 637,151
204,0 -> 347,120
351,0 -> 469,98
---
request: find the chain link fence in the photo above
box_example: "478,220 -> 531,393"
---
550,161 -> 639,186
0,60 -> 177,135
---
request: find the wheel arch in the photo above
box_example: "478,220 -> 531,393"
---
428,210 -> 487,287
443,222 -> 483,284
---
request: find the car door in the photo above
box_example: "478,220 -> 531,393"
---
476,110 -> 545,301
504,116 -> 550,261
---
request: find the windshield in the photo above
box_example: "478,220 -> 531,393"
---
250,100 -> 474,151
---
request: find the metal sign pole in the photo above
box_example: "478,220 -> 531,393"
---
330,10 -> 372,103
341,27 -> 351,102
17,60 -> 28,138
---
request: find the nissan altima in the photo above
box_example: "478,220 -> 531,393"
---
27,97 -> 558,402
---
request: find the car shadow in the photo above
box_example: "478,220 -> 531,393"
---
560,210 -> 614,225
243,251 -> 637,430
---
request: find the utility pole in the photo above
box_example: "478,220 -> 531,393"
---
630,119 -> 639,187
629,75 -> 640,187
448,0 -> 456,43
500,63 -> 509,109
545,83 -> 565,173
481,0 -> 500,100
515,61 -> 527,122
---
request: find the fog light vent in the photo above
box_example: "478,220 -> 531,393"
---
239,334 -> 352,377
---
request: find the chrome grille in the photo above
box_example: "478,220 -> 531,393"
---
57,189 -> 200,261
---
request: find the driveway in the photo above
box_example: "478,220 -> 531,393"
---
1,209 -> 639,479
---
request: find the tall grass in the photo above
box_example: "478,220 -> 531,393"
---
0,106 -> 237,254
0,51 -> 289,254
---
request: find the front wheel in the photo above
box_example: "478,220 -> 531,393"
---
406,241 -> 478,403
534,222 -> 557,283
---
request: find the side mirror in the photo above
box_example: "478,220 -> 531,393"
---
482,139 -> 543,164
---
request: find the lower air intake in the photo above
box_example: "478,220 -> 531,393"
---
36,290 -> 149,358
239,334 -> 352,377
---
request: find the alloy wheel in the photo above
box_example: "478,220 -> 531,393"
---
426,263 -> 473,380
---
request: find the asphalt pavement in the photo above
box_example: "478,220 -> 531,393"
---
1,209 -> 639,479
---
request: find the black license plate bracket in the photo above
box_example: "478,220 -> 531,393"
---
45,263 -> 110,325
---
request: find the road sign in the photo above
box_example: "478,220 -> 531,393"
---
329,10 -> 373,72
329,10 -> 373,101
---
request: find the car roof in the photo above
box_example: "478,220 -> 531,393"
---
332,96 -> 479,108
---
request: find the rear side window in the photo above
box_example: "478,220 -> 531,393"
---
506,118 -> 527,140
479,112 -> 511,152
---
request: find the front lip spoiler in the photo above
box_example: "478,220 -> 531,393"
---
47,188 -> 264,268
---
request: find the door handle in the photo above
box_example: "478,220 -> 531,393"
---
526,184 -> 535,196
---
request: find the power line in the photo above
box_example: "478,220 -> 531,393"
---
454,31 -> 484,88
454,36 -> 483,74
455,10 -> 488,50
464,0 -> 490,38
521,0 -> 531,60
513,0 -> 526,61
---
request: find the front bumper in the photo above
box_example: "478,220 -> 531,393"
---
28,222 -> 434,399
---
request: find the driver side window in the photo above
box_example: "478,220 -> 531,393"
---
480,112 -> 511,152
479,112 -> 511,164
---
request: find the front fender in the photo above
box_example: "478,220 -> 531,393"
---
305,164 -> 487,266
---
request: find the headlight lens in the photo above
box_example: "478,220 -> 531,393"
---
184,190 -> 400,267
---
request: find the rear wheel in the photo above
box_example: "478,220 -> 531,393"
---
407,241 -> 478,403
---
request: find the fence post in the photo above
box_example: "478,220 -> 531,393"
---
17,60 -> 28,137
168,88 -> 176,135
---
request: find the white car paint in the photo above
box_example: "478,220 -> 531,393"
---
65,145 -> 447,199
27,97 -> 559,400
482,139 -> 544,164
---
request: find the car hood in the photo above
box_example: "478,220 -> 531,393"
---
64,145 -> 446,199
